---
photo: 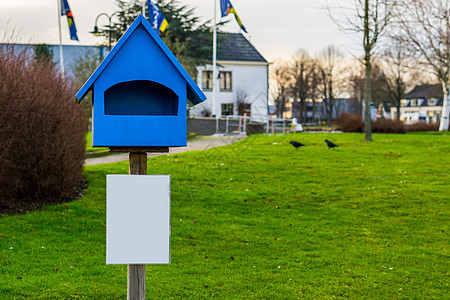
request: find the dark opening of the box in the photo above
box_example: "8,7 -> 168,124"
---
104,80 -> 178,115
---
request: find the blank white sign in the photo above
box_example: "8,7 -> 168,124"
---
106,175 -> 170,264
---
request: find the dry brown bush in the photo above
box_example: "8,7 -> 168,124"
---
0,45 -> 86,213
405,122 -> 440,132
334,112 -> 364,132
372,118 -> 406,133
335,113 -> 406,133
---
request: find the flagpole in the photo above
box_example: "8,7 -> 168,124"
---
142,0 -> 146,17
212,0 -> 219,133
57,0 -> 64,75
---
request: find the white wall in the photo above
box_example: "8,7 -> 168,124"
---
393,106 -> 442,124
192,62 -> 269,122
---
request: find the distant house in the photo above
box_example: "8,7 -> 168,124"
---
191,33 -> 269,122
392,84 -> 443,124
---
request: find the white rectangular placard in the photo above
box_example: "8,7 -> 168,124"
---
106,175 -> 170,264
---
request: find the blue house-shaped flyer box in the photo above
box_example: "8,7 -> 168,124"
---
76,15 -> 206,147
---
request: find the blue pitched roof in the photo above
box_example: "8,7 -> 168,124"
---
75,14 -> 206,106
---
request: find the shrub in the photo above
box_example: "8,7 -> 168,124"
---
372,118 -> 405,133
0,45 -> 86,213
335,113 -> 407,133
334,112 -> 364,132
405,122 -> 440,132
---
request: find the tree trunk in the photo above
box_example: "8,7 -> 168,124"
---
364,61 -> 372,141
328,80 -> 334,126
312,99 -> 316,124
439,81 -> 449,131
299,99 -> 305,123
396,71 -> 402,121
276,101 -> 282,119
326,98 -> 332,126
363,0 -> 372,141
276,98 -> 285,119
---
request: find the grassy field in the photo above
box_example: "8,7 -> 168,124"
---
1,133 -> 448,299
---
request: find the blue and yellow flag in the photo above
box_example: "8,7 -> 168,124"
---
60,0 -> 78,41
148,0 -> 168,35
220,0 -> 247,33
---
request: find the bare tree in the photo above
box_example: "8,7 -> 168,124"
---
235,86 -> 249,116
290,49 -> 316,123
317,45 -> 344,126
271,61 -> 291,119
327,0 -> 395,140
371,63 -> 390,106
309,62 -> 322,124
395,0 -> 450,131
272,52 -> 332,123
349,62 -> 390,113
379,37 -> 419,120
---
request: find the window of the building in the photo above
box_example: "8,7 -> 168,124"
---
221,103 -> 234,116
219,71 -> 232,91
202,71 -> 213,91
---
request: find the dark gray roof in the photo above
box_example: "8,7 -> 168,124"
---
404,84 -> 443,99
217,33 -> 268,63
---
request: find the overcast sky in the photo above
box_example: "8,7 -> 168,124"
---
0,0 -> 358,61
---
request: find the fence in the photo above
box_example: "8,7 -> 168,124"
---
266,118 -> 293,134
225,115 -> 293,135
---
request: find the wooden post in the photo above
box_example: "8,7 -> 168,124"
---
129,152 -> 147,175
127,264 -> 146,300
128,151 -> 147,300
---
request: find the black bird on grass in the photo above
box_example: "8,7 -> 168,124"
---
324,139 -> 338,149
290,141 -> 305,149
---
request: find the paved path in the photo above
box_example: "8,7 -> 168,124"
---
85,135 -> 245,165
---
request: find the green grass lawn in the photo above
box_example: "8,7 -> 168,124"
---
1,133 -> 448,299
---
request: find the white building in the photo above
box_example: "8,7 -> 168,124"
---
391,84 -> 443,124
191,33 -> 269,122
